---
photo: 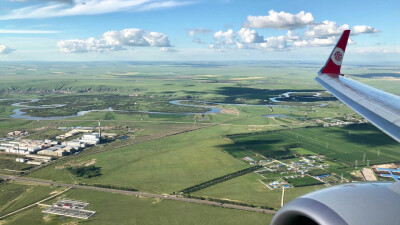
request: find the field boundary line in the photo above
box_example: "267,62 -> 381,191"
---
258,179 -> 273,190
0,187 -> 71,220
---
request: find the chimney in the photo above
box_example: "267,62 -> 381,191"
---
98,120 -> 102,143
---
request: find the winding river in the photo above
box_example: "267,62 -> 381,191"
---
5,92 -> 326,120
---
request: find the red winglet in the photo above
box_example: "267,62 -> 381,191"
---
319,30 -> 350,77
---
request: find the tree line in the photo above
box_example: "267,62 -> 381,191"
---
180,165 -> 262,194
183,194 -> 275,210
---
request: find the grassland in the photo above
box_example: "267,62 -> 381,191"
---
0,182 -> 64,217
224,124 -> 400,166
29,125 -> 250,193
193,173 -> 325,209
2,188 -> 273,225
0,157 -> 33,174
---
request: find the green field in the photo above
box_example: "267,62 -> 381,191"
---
194,173 -> 325,209
29,126 -> 250,194
1,61 -> 400,224
2,188 -> 273,225
0,182 -> 64,217
286,176 -> 324,187
224,124 -> 400,166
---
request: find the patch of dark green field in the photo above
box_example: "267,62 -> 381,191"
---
286,176 -> 324,187
222,124 -> 400,166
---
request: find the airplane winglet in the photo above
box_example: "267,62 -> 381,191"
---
318,30 -> 350,77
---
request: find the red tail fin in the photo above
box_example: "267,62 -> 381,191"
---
319,30 -> 350,77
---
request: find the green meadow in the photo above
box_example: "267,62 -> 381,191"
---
2,188 -> 273,225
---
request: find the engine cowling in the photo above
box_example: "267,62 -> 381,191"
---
270,182 -> 400,225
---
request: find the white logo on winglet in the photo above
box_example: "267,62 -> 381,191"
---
331,47 -> 344,66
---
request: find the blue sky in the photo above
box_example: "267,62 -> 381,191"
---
0,0 -> 399,62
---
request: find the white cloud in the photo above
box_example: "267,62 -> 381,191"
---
304,21 -> 349,38
237,28 -> 264,43
160,47 -> 177,52
244,10 -> 314,29
57,28 -> 171,53
260,36 -> 287,49
0,29 -> 59,34
305,21 -> 379,38
285,30 -> 300,41
353,25 -> 379,35
0,0 -> 193,20
188,28 -> 212,37
0,44 -> 14,54
293,36 -> 338,47
292,36 -> 356,47
214,29 -> 235,45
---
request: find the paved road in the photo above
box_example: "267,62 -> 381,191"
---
0,175 -> 276,215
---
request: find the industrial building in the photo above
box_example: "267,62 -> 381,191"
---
80,133 -> 100,145
1,123 -> 113,165
43,199 -> 96,219
56,128 -> 94,140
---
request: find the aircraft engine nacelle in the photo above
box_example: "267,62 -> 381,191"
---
270,182 -> 400,225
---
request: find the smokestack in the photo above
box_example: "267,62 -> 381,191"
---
98,120 -> 102,143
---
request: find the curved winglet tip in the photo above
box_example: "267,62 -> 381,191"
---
319,30 -> 351,76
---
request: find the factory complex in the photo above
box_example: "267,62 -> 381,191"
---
0,127 -> 104,165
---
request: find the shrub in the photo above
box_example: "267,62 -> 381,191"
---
67,165 -> 102,178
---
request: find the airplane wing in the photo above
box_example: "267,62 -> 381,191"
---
270,30 -> 400,225
315,30 -> 400,143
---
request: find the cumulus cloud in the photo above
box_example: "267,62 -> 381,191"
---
57,28 -> 171,53
0,44 -> 14,54
260,36 -> 287,49
237,28 -> 264,43
188,28 -> 212,37
305,21 -> 379,38
353,25 -> 379,35
304,21 -> 349,38
285,30 -> 300,41
244,10 -> 314,29
214,29 -> 236,45
0,0 -> 193,20
209,13 -> 379,52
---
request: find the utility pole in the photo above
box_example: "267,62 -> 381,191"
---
363,153 -> 366,162
355,160 -> 358,169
